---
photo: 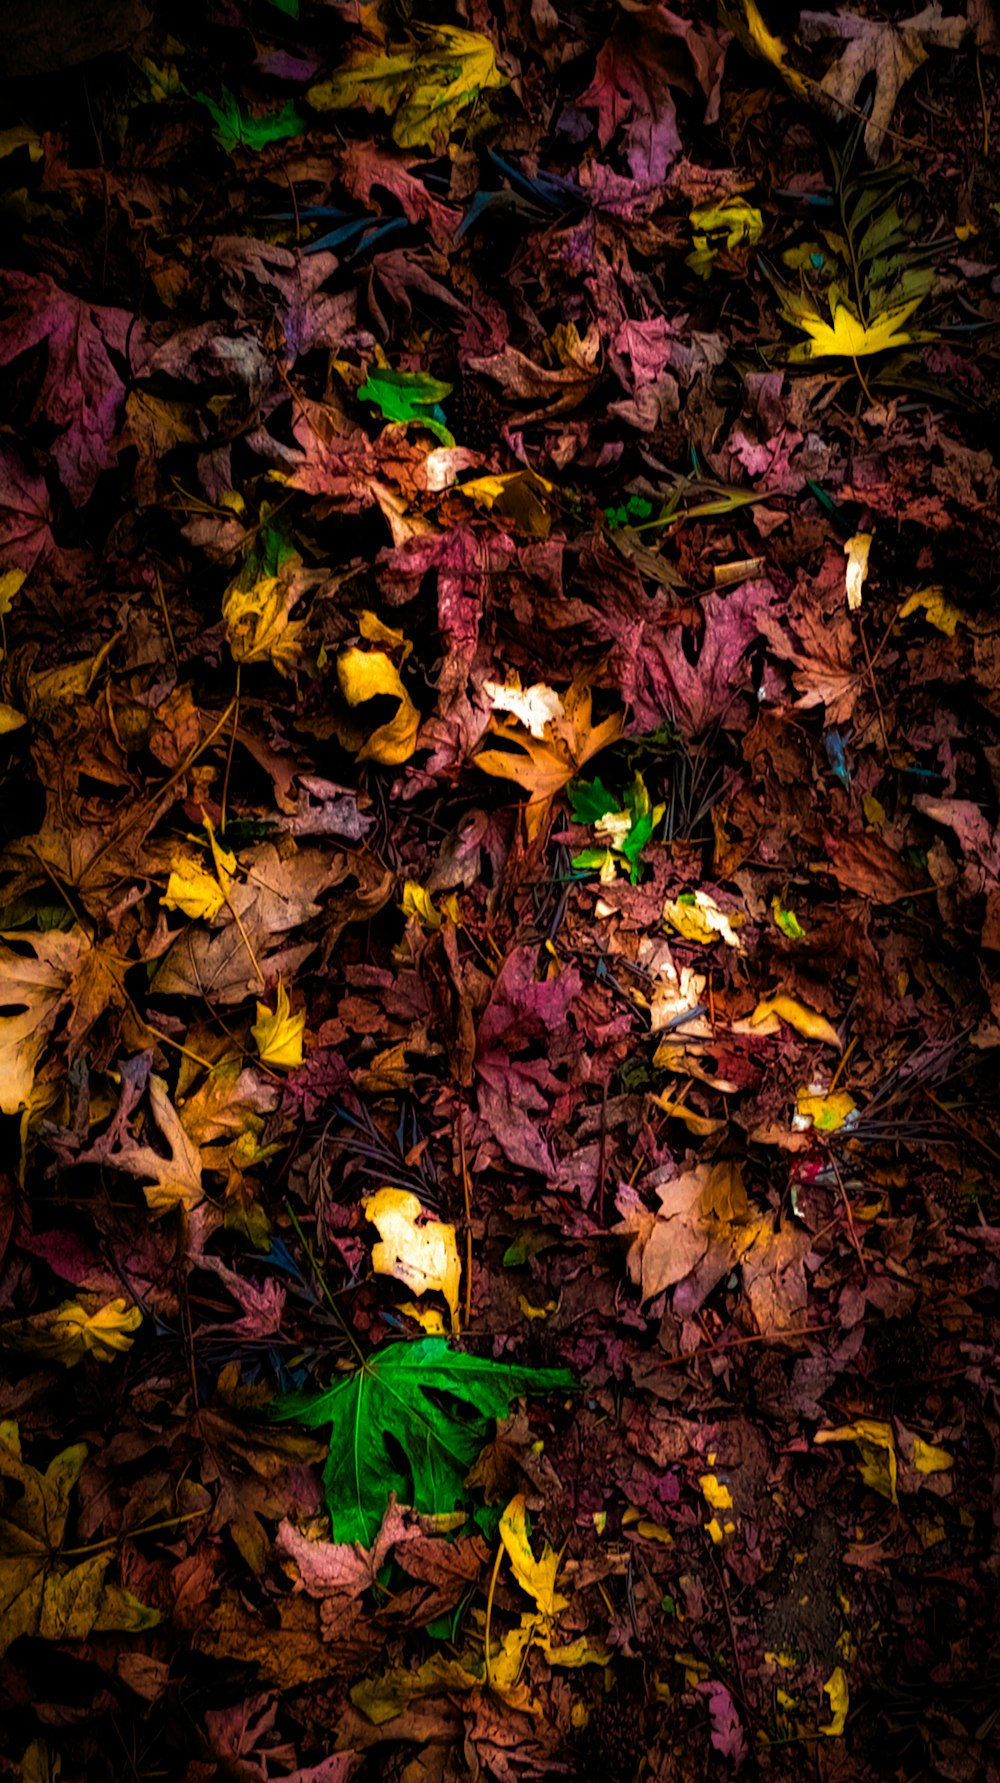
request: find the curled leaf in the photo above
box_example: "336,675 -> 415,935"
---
749,994 -> 843,1050
337,647 -> 420,765
499,1494 -> 568,1616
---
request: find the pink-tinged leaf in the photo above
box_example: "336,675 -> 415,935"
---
0,441 -> 56,574
697,1680 -> 748,1766
0,272 -> 136,504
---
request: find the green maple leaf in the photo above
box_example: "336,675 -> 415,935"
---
270,1338 -> 574,1544
194,87 -> 305,155
358,370 -> 455,446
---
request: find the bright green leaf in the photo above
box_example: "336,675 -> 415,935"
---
269,1338 -> 574,1544
358,369 -> 455,446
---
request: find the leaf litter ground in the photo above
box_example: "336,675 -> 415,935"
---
1,3 -> 1000,1779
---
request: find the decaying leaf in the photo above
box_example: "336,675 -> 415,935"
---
0,1422 -> 159,1657
337,647 -> 420,765
476,675 -> 624,811
2,1296 -> 142,1367
308,26 -> 505,150
0,929 -> 88,1115
363,1188 -> 461,1334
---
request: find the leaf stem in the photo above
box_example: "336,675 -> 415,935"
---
484,1539 -> 504,1693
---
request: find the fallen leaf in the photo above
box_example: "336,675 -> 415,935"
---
899,586 -> 964,636
0,929 -> 88,1115
0,1421 -> 159,1657
815,1418 -> 898,1504
252,981 -> 306,1071
844,533 -> 872,611
476,676 -> 624,813
499,1495 -> 568,1616
662,889 -> 746,950
308,26 -> 505,151
363,1188 -> 461,1335
337,648 -> 420,765
819,1664 -> 849,1736
223,575 -> 305,675
747,994 -> 843,1050
1,1296 -> 142,1367
270,1339 -> 574,1544
799,6 -> 968,159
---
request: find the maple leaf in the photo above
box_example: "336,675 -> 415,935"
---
0,1421 -> 159,1656
0,929 -> 88,1115
758,605 -> 860,726
2,1295 -> 142,1367
308,26 -> 506,151
0,272 -> 135,504
270,1339 -> 574,1544
223,574 -> 305,675
153,842 -> 342,1004
800,6 -> 968,159
476,676 -> 625,809
252,980 -> 305,1071
776,285 -> 934,362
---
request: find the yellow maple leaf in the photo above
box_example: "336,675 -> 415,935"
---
500,1495 -> 568,1617
363,1187 -> 460,1333
337,647 -> 420,765
476,674 -> 624,810
251,981 -> 305,1071
778,288 -> 933,362
222,575 -> 304,673
0,1422 -> 160,1657
308,26 -> 505,151
162,858 -> 229,922
2,1297 -> 142,1368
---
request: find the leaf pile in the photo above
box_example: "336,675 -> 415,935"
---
1,1 -> 1000,1779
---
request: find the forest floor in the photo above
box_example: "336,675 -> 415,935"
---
2,3 -> 1000,1779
